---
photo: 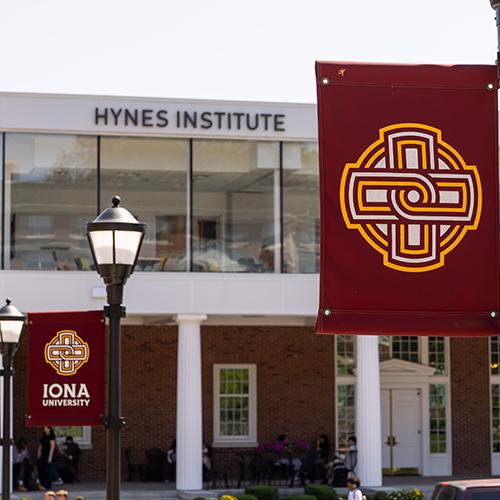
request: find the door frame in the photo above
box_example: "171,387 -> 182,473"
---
380,358 -> 450,476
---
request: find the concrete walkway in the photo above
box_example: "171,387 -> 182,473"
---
9,476 -> 499,499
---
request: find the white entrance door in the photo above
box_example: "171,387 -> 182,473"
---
381,388 -> 422,473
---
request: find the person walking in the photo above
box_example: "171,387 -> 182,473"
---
346,476 -> 363,500
37,426 -> 57,489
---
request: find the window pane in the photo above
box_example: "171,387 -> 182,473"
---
5,133 -> 97,270
192,140 -> 278,272
429,384 -> 447,454
491,337 -> 500,375
218,367 -> 252,438
337,384 -> 355,448
379,336 -> 419,362
282,142 -> 319,273
429,337 -> 446,375
336,335 -> 355,376
492,385 -> 500,453
54,426 -> 84,440
100,137 -> 188,272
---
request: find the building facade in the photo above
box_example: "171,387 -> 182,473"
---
0,92 -> 496,486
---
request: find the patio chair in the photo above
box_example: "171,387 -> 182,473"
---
204,449 -> 229,489
144,447 -> 166,482
124,448 -> 144,482
237,452 -> 256,488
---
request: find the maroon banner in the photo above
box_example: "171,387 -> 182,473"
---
315,62 -> 500,336
27,311 -> 105,426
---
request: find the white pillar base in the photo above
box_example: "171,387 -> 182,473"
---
356,335 -> 382,487
176,314 -> 207,490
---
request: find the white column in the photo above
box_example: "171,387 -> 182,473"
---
176,314 -> 206,491
356,335 -> 382,487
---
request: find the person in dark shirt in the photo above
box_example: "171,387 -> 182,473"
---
37,427 -> 57,489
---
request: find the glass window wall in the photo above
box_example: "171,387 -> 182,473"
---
282,142 -> 319,273
100,137 -> 188,272
1,134 -> 320,274
192,140 -> 278,272
4,134 -> 97,270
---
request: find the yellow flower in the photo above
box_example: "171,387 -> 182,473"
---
220,495 -> 237,500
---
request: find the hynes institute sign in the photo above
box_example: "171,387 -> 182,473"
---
94,107 -> 286,132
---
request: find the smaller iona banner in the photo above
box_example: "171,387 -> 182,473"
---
27,311 -> 105,426
315,62 -> 499,336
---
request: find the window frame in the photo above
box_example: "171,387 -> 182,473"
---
54,426 -> 92,449
213,363 -> 257,448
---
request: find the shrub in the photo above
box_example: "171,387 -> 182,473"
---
388,492 -> 408,500
373,493 -> 390,500
305,484 -> 339,500
245,485 -> 279,500
406,490 -> 424,500
288,495 -> 317,500
238,495 -> 259,500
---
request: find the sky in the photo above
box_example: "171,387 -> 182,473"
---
0,0 -> 497,103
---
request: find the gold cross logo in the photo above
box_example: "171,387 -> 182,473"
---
340,123 -> 482,272
44,330 -> 90,376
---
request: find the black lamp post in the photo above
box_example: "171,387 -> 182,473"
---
490,0 -> 500,77
87,196 -> 145,500
0,299 -> 25,500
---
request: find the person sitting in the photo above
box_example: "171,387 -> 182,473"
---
202,442 -> 212,482
13,437 -> 45,492
166,439 -> 176,483
311,433 -> 330,482
275,434 -> 302,482
60,436 -> 81,482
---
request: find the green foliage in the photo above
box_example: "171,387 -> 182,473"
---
305,484 -> 339,500
373,493 -> 390,500
288,495 -> 317,500
238,495 -> 259,500
245,485 -> 279,500
370,490 -> 424,500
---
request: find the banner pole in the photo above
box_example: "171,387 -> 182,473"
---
2,351 -> 12,500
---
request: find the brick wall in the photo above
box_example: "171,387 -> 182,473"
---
201,325 -> 336,475
14,324 -> 335,482
13,328 -> 496,482
450,337 -> 491,474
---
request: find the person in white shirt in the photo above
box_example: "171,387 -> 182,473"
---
346,476 -> 363,500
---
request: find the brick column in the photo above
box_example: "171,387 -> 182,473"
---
450,337 -> 490,474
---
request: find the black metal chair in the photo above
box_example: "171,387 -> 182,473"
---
237,452 -> 257,488
204,449 -> 229,489
144,447 -> 166,482
124,448 -> 144,481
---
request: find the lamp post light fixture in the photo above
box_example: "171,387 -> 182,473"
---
87,196 -> 145,500
0,298 -> 25,500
